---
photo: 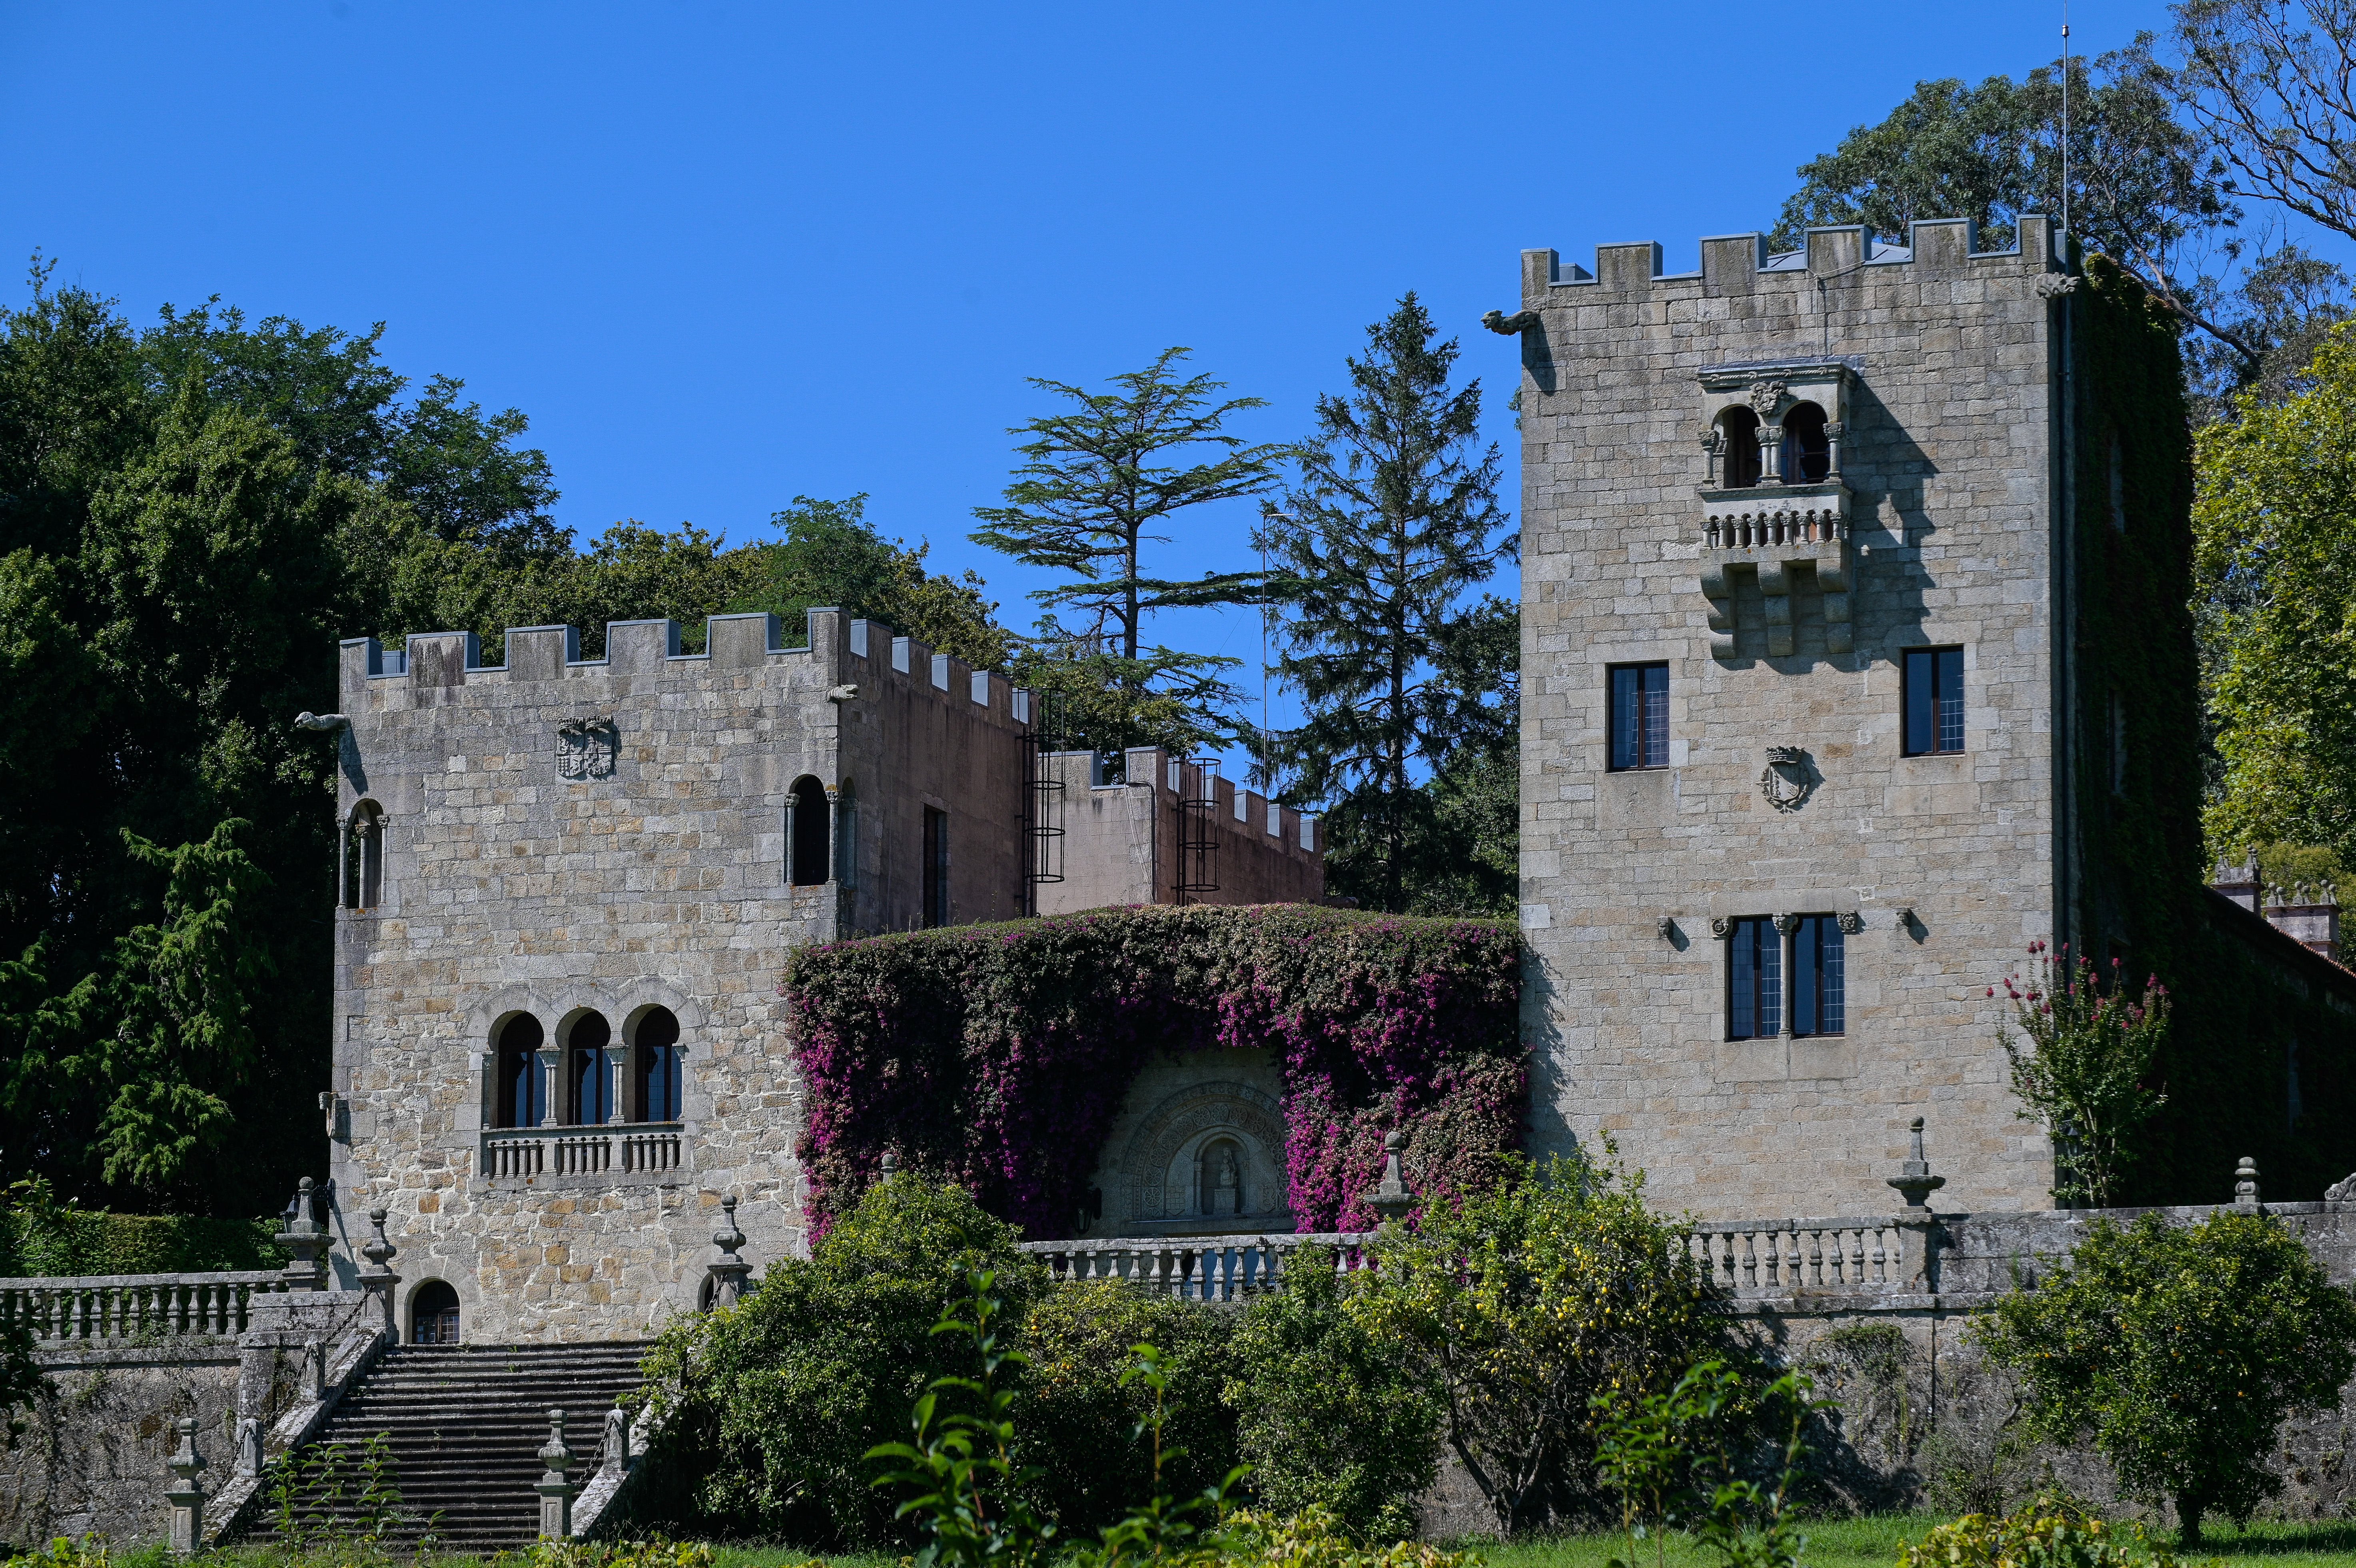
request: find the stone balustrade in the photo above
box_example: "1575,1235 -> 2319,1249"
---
0,1271 -> 289,1345
1018,1233 -> 1375,1301
1687,1217 -> 1913,1295
481,1123 -> 685,1180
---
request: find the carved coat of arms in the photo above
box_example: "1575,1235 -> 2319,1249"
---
1746,379 -> 1790,419
1759,746 -> 1815,812
557,717 -> 618,780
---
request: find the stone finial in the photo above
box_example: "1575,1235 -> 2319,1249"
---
602,1404 -> 632,1475
2235,1156 -> 2263,1214
1363,1130 -> 1416,1225
707,1193 -> 751,1309
165,1415 -> 207,1555
878,1150 -> 898,1181
359,1206 -> 400,1334
300,1337 -> 327,1403
535,1408 -> 575,1540
274,1177 -> 329,1292
1887,1117 -> 1947,1211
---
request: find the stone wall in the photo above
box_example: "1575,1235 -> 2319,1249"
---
0,1349 -> 239,1548
1036,749 -> 1323,915
1512,216 -> 2094,1218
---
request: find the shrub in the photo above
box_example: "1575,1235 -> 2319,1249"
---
1897,1494 -> 2187,1568
1989,942 -> 2170,1208
0,1179 -> 282,1277
1015,1281 -> 1241,1535
1223,1247 -> 1440,1542
1974,1209 -> 2356,1543
783,905 -> 1522,1238
1353,1150 -> 1742,1536
640,1176 -> 1039,1547
1222,1505 -> 1480,1568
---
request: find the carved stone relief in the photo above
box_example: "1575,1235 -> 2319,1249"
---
1119,1080 -> 1291,1232
557,718 -> 618,780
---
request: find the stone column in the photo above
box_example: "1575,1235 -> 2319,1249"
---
359,1207 -> 401,1335
1824,419 -> 1845,481
275,1177 -> 330,1291
1771,914 -> 1797,1038
165,1416 -> 207,1556
607,1049 -> 629,1126
535,1409 -> 575,1540
1758,423 -> 1787,484
707,1194 -> 752,1309
536,1048 -> 561,1127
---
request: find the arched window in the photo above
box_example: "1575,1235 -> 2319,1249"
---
788,776 -> 830,886
344,801 -> 384,910
411,1280 -> 461,1345
569,1012 -> 614,1125
1718,407 -> 1762,488
495,1014 -> 545,1129
633,1006 -> 684,1124
1781,401 -> 1830,483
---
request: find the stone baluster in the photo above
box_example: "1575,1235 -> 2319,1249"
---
535,1408 -> 575,1540
360,1206 -> 401,1335
165,1416 -> 207,1556
706,1194 -> 751,1309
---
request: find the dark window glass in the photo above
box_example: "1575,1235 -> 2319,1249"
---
1727,917 -> 1781,1040
636,1007 -> 683,1123
1720,407 -> 1761,488
788,776 -> 830,886
569,1013 -> 612,1125
1608,664 -> 1670,770
411,1280 -> 461,1345
1791,915 -> 1846,1036
1781,402 -> 1830,482
922,806 -> 949,928
495,1015 -> 544,1129
1903,648 -> 1966,755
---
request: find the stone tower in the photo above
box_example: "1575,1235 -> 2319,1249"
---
1506,216 -> 2160,1216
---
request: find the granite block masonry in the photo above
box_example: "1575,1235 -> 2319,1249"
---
323,608 -> 1323,1343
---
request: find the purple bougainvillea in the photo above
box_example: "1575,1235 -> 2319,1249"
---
784,905 -> 1523,1240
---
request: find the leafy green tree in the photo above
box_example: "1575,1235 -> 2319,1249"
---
1256,295 -> 1512,914
1991,941 -> 2172,1207
642,1175 -> 1040,1547
1975,1209 -> 2356,1542
972,349 -> 1287,757
1353,1151 -> 1735,1536
1221,1246 -> 1439,1541
739,495 -> 1014,670
2194,322 -> 2356,857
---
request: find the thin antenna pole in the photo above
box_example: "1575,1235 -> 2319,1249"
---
2061,0 -> 2072,237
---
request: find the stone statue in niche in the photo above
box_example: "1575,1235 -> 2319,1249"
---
557,718 -> 618,780
1202,1140 -> 1244,1216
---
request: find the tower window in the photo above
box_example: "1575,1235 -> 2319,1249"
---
568,1012 -> 613,1126
1718,407 -> 1762,489
495,1014 -> 545,1129
345,802 -> 384,910
1790,915 -> 1846,1037
1727,917 -> 1782,1040
1903,648 -> 1965,756
634,1006 -> 684,1123
1608,664 -> 1670,771
922,806 -> 949,928
788,776 -> 830,886
1781,402 -> 1830,483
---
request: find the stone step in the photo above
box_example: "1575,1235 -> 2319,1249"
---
251,1339 -> 658,1551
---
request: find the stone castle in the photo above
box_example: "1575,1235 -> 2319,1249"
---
310,215 -> 2356,1347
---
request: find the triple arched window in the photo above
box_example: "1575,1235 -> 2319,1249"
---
491,1005 -> 685,1129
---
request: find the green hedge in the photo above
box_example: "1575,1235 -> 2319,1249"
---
0,1205 -> 284,1277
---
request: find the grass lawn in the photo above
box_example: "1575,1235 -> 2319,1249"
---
1470,1515 -> 2356,1568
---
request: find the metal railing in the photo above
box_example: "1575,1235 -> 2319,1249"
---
482,1122 -> 685,1179
0,1270 -> 289,1344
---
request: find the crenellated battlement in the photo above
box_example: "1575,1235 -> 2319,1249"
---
338,606 -> 1035,732
1519,215 -> 2069,304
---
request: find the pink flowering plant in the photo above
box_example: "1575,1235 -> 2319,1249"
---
1989,940 -> 2170,1207
783,904 -> 1522,1239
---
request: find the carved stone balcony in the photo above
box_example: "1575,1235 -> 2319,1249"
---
480,1122 -> 687,1189
1698,481 -> 1853,659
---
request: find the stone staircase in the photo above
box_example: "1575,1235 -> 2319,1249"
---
264,1341 -> 652,1552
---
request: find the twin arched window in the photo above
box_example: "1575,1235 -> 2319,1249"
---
493,1005 -> 684,1128
1713,401 -> 1830,489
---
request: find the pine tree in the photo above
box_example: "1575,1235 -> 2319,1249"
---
1257,295 -> 1513,913
971,348 -> 1286,756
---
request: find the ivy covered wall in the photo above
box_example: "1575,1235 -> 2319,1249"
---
782,905 -> 1522,1239
2069,256 -> 2356,1201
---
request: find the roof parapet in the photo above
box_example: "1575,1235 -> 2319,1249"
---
1523,215 -> 2067,303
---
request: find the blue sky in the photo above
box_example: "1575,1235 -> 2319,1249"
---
0,1 -> 2306,775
